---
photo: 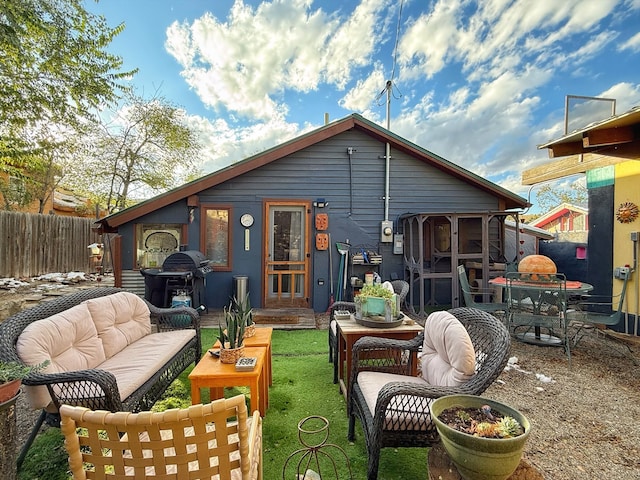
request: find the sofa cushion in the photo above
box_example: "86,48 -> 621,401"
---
420,311 -> 476,387
100,330 -> 196,401
16,303 -> 106,409
84,292 -> 151,359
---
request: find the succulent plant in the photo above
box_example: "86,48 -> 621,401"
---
217,302 -> 246,350
231,292 -> 254,327
497,416 -> 524,438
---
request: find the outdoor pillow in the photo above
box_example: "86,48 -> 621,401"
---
420,311 -> 476,386
16,302 -> 106,409
84,291 -> 151,358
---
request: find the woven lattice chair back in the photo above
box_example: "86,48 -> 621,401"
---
60,394 -> 262,480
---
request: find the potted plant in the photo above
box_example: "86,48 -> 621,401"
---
354,283 -> 399,320
231,292 -> 255,338
217,302 -> 246,364
0,360 -> 49,403
429,394 -> 531,480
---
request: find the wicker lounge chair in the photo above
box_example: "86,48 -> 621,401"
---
61,394 -> 262,479
347,307 -> 511,480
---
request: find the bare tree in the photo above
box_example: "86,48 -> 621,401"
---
76,92 -> 202,213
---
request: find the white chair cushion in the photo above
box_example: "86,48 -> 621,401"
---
420,311 -> 476,386
357,371 -> 432,430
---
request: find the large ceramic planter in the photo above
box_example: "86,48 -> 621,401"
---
430,395 -> 531,480
0,379 -> 21,404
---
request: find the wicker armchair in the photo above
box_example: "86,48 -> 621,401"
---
61,394 -> 262,479
328,280 -> 409,384
347,307 -> 511,480
328,301 -> 357,384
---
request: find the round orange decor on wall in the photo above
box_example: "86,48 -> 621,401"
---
616,202 -> 639,224
518,254 -> 557,281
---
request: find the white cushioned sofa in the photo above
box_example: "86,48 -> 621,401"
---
0,287 -> 202,467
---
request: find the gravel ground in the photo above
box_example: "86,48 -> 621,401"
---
6,290 -> 640,479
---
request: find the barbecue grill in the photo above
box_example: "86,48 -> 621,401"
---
141,250 -> 212,309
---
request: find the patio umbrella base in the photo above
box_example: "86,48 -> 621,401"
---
515,332 -> 563,346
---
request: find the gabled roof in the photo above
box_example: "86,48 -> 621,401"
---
505,220 -> 555,240
97,113 -> 528,230
530,203 -> 588,228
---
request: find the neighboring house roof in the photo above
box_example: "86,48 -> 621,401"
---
97,113 -> 529,230
530,203 -> 588,229
523,105 -> 640,185
505,220 -> 555,240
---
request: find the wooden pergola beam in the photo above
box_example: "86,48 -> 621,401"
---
547,141 -> 586,158
583,126 -> 635,147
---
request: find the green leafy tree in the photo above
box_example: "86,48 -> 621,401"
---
72,92 -> 202,213
0,0 -> 134,189
0,0 -> 133,129
535,181 -> 588,214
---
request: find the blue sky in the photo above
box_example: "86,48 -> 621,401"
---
87,0 -> 640,205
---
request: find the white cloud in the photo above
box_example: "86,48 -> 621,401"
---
619,32 -> 640,52
165,0 -> 389,122
184,114 -> 304,174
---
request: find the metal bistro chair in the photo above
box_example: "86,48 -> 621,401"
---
328,280 -> 409,385
566,272 -> 633,350
506,271 -> 570,362
60,394 -> 263,480
457,265 -> 507,318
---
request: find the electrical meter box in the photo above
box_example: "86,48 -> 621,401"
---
614,266 -> 630,279
380,220 -> 393,243
393,234 -> 404,254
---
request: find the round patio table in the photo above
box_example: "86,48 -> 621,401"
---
489,276 -> 593,346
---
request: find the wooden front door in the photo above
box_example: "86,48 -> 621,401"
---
263,201 -> 311,308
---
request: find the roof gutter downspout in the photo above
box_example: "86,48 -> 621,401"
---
384,80 -> 392,222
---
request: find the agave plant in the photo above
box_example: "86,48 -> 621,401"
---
231,292 -> 254,328
217,302 -> 247,350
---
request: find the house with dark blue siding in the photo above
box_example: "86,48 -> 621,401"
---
96,114 -> 528,314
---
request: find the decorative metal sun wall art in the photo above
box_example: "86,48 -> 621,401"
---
616,201 -> 639,223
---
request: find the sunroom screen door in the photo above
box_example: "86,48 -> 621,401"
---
264,201 -> 310,308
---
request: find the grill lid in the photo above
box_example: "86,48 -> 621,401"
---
162,250 -> 209,271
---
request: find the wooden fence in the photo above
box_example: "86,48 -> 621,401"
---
0,211 -> 103,278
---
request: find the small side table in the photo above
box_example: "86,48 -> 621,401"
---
189,346 -> 268,416
213,327 -> 273,387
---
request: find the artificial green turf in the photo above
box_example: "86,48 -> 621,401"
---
22,328 -> 428,479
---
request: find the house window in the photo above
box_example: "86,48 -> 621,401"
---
7,176 -> 27,204
203,206 -> 231,271
135,224 -> 182,269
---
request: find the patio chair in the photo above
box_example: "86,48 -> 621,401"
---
566,273 -> 633,350
347,307 -> 510,480
60,394 -> 263,480
328,280 -> 409,384
457,265 -> 507,317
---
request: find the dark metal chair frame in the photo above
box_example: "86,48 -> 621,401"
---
0,287 -> 202,469
346,307 -> 511,480
457,264 -> 507,316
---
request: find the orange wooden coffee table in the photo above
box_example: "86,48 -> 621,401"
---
189,346 -> 268,416
213,327 -> 273,387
